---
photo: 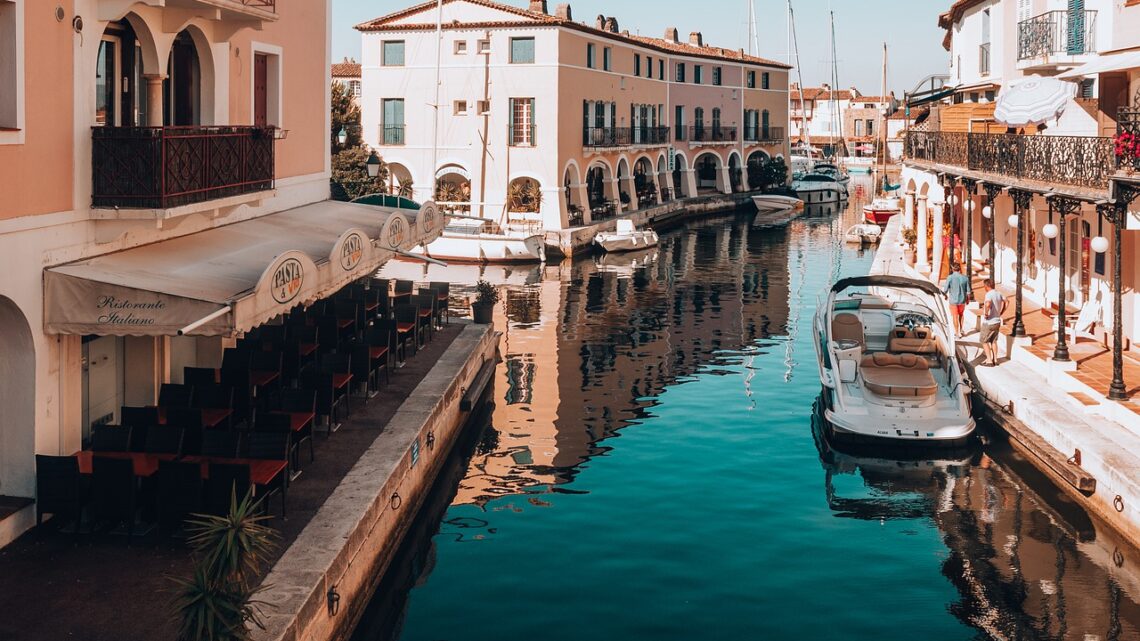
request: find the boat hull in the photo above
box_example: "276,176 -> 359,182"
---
794,186 -> 842,205
820,407 -> 976,449
411,233 -> 545,263
863,207 -> 900,225
594,231 -> 660,253
751,195 -> 804,211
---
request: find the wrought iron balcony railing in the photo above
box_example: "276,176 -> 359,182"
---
583,126 -> 670,147
905,130 -> 1113,192
92,126 -> 275,210
236,0 -> 275,8
690,125 -> 738,143
381,125 -> 405,146
1118,108 -> 1140,173
1018,10 -> 1097,61
744,126 -> 785,143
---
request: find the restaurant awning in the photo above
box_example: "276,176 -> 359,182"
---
45,200 -> 443,337
1057,50 -> 1140,79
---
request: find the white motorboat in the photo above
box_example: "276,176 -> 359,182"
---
594,219 -> 659,253
844,223 -> 882,245
813,275 -> 975,447
863,197 -> 902,225
409,218 -> 545,263
813,162 -> 851,187
752,194 -> 805,212
793,173 -> 844,205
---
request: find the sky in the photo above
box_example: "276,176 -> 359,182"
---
331,0 -> 949,96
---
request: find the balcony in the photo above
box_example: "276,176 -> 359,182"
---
904,130 -> 1113,198
689,125 -> 738,144
92,126 -> 275,212
381,125 -> 405,146
582,126 -> 669,148
745,126 -> 785,144
1117,108 -> 1140,176
1017,10 -> 1096,71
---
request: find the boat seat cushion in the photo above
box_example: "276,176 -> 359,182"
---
860,353 -> 937,398
832,313 -> 864,346
888,328 -> 940,354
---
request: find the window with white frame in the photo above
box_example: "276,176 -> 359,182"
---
350,80 -> 361,97
747,71 -> 756,89
587,43 -> 596,68
603,47 -> 612,71
509,97 -> 535,146
761,72 -> 770,89
382,41 -> 405,66
382,98 -> 405,145
712,67 -> 722,86
478,39 -> 491,54
454,40 -> 467,54
0,0 -> 22,137
510,37 -> 535,64
694,65 -> 703,84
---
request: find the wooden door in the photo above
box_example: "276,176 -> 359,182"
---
254,54 -> 268,128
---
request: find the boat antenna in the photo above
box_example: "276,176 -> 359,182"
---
430,0 -> 443,199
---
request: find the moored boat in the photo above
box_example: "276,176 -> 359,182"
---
862,197 -> 901,225
752,194 -> 804,211
408,218 -> 545,263
793,173 -> 844,205
594,219 -> 659,253
812,275 -> 975,447
843,223 -> 882,245
814,162 -> 851,187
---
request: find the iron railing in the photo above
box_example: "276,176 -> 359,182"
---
382,125 -> 405,146
1017,10 -> 1097,61
1118,108 -> 1140,173
690,125 -> 738,143
582,126 -> 669,147
905,130 -> 1113,192
745,126 -> 785,143
92,126 -> 275,209
979,42 -> 991,75
236,0 -> 275,8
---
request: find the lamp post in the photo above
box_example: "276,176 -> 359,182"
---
983,183 -> 1001,282
366,150 -> 382,178
943,176 -> 957,269
337,126 -> 348,146
1098,201 -> 1128,400
1044,197 -> 1081,362
962,179 -> 978,276
1010,189 -> 1034,338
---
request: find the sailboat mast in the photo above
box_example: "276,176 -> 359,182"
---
789,1 -> 809,154
879,42 -> 888,189
430,0 -> 443,197
829,10 -> 843,161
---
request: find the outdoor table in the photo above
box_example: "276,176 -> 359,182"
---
180,456 -> 288,486
298,342 -> 318,358
75,451 -> 175,477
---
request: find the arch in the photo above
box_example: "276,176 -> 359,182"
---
693,151 -> 725,193
727,151 -> 743,193
385,161 -> 416,199
671,151 -> 690,198
563,161 -> 586,225
434,163 -> 472,213
0,296 -> 35,498
506,176 -> 543,214
633,155 -> 657,207
906,177 -> 918,194
586,162 -> 613,212
118,12 -> 163,77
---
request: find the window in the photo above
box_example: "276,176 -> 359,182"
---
694,107 -> 704,131
509,97 -> 535,146
634,53 -> 641,77
382,41 -> 405,66
603,47 -> 612,71
478,39 -> 491,54
675,105 -> 684,138
454,100 -> 468,115
382,98 -> 405,145
762,72 -> 770,89
454,40 -> 468,54
676,63 -> 686,82
747,71 -> 756,89
477,99 -> 491,114
349,80 -> 361,97
712,67 -> 722,86
587,43 -> 596,68
646,56 -> 652,77
510,37 -> 535,64
866,119 -> 874,136
1,0 -> 23,138
854,120 -> 864,136
712,107 -> 721,134
96,36 -> 120,126
659,59 -> 665,80
252,44 -> 283,128
694,65 -> 703,84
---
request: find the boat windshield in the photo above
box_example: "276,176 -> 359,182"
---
444,218 -> 499,235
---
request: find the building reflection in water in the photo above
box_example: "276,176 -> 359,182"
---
454,212 -> 793,508
812,407 -> 1140,640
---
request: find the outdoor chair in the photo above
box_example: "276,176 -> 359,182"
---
375,319 -> 408,364
203,464 -> 251,517
201,431 -> 242,459
395,279 -> 414,298
183,367 -> 218,388
300,369 -> 348,432
194,384 -> 234,410
90,425 -> 132,452
351,343 -> 380,398
278,389 -> 316,464
35,455 -> 87,533
430,282 -> 451,324
221,347 -> 250,372
364,325 -> 393,381
120,406 -> 159,430
90,456 -> 137,538
156,461 -> 203,536
394,305 -> 419,354
416,289 -> 440,335
220,368 -> 253,429
246,432 -> 289,516
158,383 -> 194,408
144,427 -> 184,456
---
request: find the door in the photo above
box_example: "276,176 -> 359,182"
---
95,37 -> 120,126
1067,219 -> 1090,306
254,53 -> 268,128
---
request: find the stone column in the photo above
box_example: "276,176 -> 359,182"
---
144,74 -> 165,127
916,196 -> 929,269
904,191 -> 915,229
931,195 -> 944,281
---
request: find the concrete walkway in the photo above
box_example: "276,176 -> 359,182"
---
874,217 -> 1140,547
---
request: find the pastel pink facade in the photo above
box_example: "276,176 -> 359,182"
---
358,0 -> 790,231
0,0 -> 331,547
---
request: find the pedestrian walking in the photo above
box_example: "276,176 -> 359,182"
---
980,278 -> 1006,366
943,262 -> 971,338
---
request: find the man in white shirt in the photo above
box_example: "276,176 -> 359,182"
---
980,278 -> 1006,366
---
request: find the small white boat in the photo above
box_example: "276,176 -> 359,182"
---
752,194 -> 804,212
409,218 -> 545,263
813,275 -> 975,447
863,197 -> 902,225
793,173 -> 844,205
844,223 -> 882,245
594,219 -> 659,253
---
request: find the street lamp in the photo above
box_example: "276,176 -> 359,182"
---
337,126 -> 348,146
366,150 -> 381,178
982,205 -> 992,219
1007,213 -> 1019,229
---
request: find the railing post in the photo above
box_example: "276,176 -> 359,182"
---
1010,189 -> 1033,338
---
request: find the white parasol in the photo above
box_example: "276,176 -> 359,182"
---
993,75 -> 1076,127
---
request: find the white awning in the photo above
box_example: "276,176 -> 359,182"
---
45,200 -> 443,337
1057,51 -> 1140,79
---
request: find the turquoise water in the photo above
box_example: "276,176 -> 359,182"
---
363,189 -> 1140,641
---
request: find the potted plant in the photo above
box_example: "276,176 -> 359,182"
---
1115,131 -> 1139,174
902,227 -> 918,265
471,279 -> 499,324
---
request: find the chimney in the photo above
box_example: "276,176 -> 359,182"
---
689,31 -> 703,47
665,27 -> 679,43
604,16 -> 619,33
554,3 -> 572,19
596,14 -> 606,29
529,0 -> 547,14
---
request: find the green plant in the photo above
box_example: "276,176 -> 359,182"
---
170,490 -> 278,641
330,81 -> 362,154
902,227 -> 918,250
331,146 -> 388,201
397,176 -> 415,199
507,179 -> 543,213
474,279 -> 500,306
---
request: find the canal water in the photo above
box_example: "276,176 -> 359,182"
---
366,177 -> 1140,641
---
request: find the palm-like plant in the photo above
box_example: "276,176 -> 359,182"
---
397,176 -> 415,199
170,490 -> 278,641
507,179 -> 543,213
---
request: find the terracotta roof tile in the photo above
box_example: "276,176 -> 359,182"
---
626,35 -> 789,68
356,0 -> 554,30
332,60 -> 361,78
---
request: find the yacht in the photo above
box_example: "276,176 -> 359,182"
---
408,218 -> 545,263
813,275 -> 975,447
751,194 -> 804,212
792,172 -> 844,205
594,219 -> 659,253
863,197 -> 902,225
813,162 -> 851,190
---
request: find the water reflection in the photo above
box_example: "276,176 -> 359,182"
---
812,405 -> 1140,640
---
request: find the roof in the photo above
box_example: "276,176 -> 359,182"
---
792,86 -> 858,101
332,58 -> 361,78
357,0 -> 792,69
938,0 -> 989,50
851,95 -> 893,104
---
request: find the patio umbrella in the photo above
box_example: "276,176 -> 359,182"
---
855,144 -> 874,153
993,75 -> 1075,127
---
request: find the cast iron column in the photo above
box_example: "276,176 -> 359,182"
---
1100,202 -> 1127,400
944,175 -> 956,267
1051,197 -> 1081,362
984,183 -> 1002,279
962,179 -> 978,276
1011,189 -> 1034,338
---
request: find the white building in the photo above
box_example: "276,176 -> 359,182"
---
333,56 -> 362,101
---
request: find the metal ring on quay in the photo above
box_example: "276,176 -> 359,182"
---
391,491 -> 402,510
1115,548 -> 1126,568
1115,495 -> 1125,513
